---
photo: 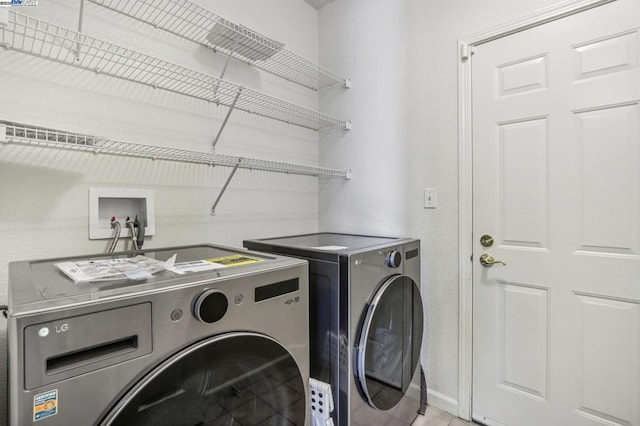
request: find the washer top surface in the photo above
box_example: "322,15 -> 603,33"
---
244,232 -> 416,261
8,244 -> 304,315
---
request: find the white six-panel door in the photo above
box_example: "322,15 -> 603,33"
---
472,0 -> 640,425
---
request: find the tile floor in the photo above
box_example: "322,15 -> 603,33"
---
412,406 -> 475,426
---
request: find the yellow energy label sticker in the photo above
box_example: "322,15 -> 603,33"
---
207,255 -> 264,267
34,389 -> 58,422
172,255 -> 264,273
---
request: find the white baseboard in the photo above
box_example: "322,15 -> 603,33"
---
426,388 -> 459,417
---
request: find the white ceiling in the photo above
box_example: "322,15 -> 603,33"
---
304,0 -> 335,9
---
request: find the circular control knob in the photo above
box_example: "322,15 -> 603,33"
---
385,250 -> 402,268
194,290 -> 228,324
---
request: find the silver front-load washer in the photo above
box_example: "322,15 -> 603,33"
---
7,244 -> 310,425
244,233 -> 425,426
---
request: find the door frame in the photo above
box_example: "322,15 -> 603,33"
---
456,0 -> 617,420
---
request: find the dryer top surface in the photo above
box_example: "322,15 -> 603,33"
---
8,244 -> 305,315
244,232 -> 418,261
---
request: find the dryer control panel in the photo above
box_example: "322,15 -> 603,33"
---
385,250 -> 402,268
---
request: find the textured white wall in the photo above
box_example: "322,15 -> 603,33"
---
0,0 -> 321,421
317,0 -> 567,415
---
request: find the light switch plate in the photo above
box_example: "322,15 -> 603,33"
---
424,188 -> 437,209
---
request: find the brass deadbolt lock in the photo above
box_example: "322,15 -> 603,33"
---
480,234 -> 494,247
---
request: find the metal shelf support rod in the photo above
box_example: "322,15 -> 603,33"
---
212,38 -> 237,99
76,0 -> 86,60
218,38 -> 238,82
211,159 -> 241,215
212,87 -> 242,150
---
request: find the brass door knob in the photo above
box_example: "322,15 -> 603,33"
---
479,253 -> 507,267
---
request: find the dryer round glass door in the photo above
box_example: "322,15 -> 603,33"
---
356,275 -> 424,410
101,332 -> 306,425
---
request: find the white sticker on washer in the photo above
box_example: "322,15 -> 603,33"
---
170,255 -> 263,273
33,389 -> 58,422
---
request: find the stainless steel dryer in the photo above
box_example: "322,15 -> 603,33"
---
243,233 -> 424,426
7,244 -> 310,426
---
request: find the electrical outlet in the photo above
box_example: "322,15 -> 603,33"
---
424,188 -> 437,209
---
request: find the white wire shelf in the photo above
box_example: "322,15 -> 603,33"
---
87,0 -> 351,91
0,11 -> 350,132
0,121 -> 351,179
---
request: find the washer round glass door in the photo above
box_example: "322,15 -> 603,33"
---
102,332 -> 306,425
356,275 -> 424,410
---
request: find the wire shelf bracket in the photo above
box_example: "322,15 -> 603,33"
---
0,11 -> 351,134
212,87 -> 242,151
87,0 -> 351,91
211,160 -> 241,215
0,121 -> 352,214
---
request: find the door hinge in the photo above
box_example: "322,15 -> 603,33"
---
460,43 -> 474,61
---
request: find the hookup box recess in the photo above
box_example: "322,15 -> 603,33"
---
89,188 -> 155,240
